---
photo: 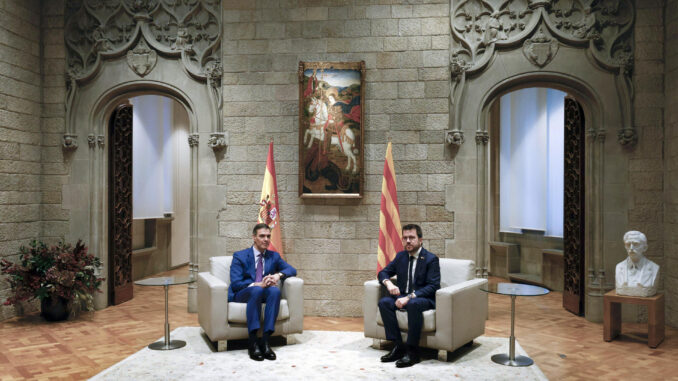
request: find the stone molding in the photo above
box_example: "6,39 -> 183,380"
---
64,0 -> 223,150
450,0 -> 635,146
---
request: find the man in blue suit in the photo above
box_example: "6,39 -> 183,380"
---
377,224 -> 441,368
228,223 -> 297,361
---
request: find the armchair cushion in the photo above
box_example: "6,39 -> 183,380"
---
376,309 -> 436,332
227,300 -> 290,323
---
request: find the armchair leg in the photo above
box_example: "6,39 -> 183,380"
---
372,339 -> 388,350
283,334 -> 297,345
438,350 -> 453,362
217,340 -> 227,352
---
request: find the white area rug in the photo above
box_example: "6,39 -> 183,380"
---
91,328 -> 548,381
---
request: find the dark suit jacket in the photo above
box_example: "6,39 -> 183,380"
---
228,247 -> 297,301
377,248 -> 441,303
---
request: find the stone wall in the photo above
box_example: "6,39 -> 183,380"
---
220,0 -> 452,316
664,0 -> 678,328
0,0 -> 43,320
630,1 -> 665,274
40,1 -> 68,243
623,0 -> 665,323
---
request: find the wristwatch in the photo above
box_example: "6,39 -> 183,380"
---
277,272 -> 285,280
409,292 -> 416,299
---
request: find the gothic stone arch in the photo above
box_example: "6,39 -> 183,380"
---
62,0 -> 225,312
448,0 -> 635,322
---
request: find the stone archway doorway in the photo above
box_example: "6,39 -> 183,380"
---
106,94 -> 192,305
487,86 -> 587,316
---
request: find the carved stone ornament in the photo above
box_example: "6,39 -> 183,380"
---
65,0 -> 222,82
451,0 -> 636,146
126,38 -> 157,77
522,26 -> 559,67
188,133 -> 199,147
475,131 -> 489,145
87,133 -> 96,148
446,130 -> 465,146
617,128 -> 637,146
63,134 -> 78,150
97,135 -> 105,147
208,132 -> 227,152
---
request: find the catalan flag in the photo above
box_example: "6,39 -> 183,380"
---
258,141 -> 284,257
377,142 -> 403,273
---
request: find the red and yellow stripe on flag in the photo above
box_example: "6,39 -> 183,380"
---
258,142 -> 284,257
377,142 -> 403,273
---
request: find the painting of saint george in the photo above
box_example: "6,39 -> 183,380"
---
298,61 -> 365,198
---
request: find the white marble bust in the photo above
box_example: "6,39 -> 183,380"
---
615,231 -> 660,297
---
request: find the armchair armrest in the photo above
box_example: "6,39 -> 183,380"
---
434,278 -> 488,351
198,271 -> 229,341
281,277 -> 304,333
363,279 -> 381,337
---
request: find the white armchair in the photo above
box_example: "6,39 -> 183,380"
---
363,258 -> 487,361
198,256 -> 304,351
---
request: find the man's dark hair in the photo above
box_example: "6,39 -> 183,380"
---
253,223 -> 270,235
402,224 -> 422,238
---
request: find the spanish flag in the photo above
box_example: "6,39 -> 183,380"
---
258,142 -> 284,257
377,142 -> 403,273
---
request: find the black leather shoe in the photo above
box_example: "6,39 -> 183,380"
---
395,350 -> 420,368
248,340 -> 264,361
260,341 -> 276,360
380,345 -> 405,362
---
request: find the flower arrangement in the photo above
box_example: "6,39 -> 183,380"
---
0,240 -> 105,314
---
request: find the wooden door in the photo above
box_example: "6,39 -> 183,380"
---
563,97 -> 585,315
109,104 -> 134,305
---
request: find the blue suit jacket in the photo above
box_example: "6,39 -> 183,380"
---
377,248 -> 441,303
228,247 -> 297,301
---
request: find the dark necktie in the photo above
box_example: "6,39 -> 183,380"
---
255,253 -> 263,282
407,256 -> 415,294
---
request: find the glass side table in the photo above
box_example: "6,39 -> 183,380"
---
480,282 -> 549,367
135,276 -> 194,350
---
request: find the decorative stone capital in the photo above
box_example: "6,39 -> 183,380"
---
450,55 -> 468,82
205,60 -> 223,90
188,133 -> 199,147
617,128 -> 637,146
597,130 -> 607,143
97,135 -> 105,147
475,131 -> 489,145
208,132 -> 227,152
87,134 -> 96,148
445,130 -> 465,146
62,134 -> 78,150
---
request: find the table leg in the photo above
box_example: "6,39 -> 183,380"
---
603,299 -> 621,342
648,296 -> 664,348
491,295 -> 534,367
148,285 -> 187,350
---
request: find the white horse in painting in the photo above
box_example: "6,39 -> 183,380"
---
305,96 -> 358,173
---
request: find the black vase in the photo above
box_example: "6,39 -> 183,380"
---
41,296 -> 70,321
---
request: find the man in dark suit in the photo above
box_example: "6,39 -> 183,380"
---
377,224 -> 441,367
228,223 -> 297,361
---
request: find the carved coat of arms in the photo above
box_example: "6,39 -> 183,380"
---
522,28 -> 559,68
127,39 -> 157,77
